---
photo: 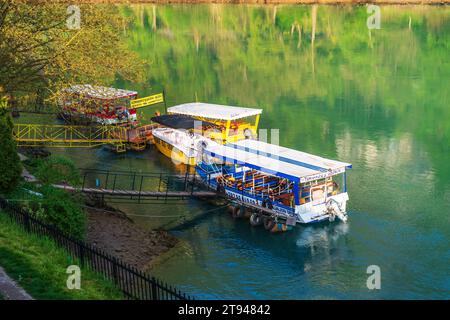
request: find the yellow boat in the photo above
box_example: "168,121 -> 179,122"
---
152,103 -> 263,165
167,103 -> 262,144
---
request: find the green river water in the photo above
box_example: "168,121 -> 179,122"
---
26,5 -> 450,299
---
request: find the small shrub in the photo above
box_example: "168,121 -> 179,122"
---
35,155 -> 81,186
36,186 -> 86,240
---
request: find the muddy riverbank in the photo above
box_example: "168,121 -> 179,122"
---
85,204 -> 179,270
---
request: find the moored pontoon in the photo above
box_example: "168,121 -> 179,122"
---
196,139 -> 352,227
58,85 -> 139,125
168,103 -> 262,143
151,114 -> 218,165
152,103 -> 263,165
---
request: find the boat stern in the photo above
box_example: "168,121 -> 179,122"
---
295,192 -> 349,224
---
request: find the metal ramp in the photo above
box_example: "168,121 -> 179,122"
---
58,169 -> 218,204
13,124 -> 128,152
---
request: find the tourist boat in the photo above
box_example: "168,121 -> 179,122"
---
151,103 -> 263,165
151,114 -> 218,165
167,102 -> 263,143
58,84 -> 140,125
195,139 -> 352,227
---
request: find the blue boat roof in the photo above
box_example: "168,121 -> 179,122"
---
202,139 -> 352,183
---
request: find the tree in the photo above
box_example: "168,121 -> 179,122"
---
0,95 -> 22,193
0,0 -> 145,109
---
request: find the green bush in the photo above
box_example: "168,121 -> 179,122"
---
35,186 -> 86,240
0,97 -> 22,193
35,155 -> 81,186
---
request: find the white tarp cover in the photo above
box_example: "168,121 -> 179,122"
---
168,103 -> 262,121
64,85 -> 138,99
204,139 -> 352,182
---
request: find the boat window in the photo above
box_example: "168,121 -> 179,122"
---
216,169 -> 295,208
300,177 -> 340,204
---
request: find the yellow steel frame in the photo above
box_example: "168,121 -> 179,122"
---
13,124 -> 128,152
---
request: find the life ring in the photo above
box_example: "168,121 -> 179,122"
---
249,213 -> 263,227
263,217 -> 276,231
232,206 -> 246,219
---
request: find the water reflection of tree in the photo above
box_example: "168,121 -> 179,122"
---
120,4 -> 449,187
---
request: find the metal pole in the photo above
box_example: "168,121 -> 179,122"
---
82,172 -> 86,191
132,172 -> 136,191
162,89 -> 168,114
138,176 -> 144,204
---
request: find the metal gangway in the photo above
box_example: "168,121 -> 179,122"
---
13,124 -> 129,152
55,168 -> 218,204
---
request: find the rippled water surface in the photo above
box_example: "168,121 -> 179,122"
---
45,5 -> 449,299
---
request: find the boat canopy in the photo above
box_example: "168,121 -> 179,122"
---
168,103 -> 263,121
63,85 -> 138,100
202,139 -> 352,183
151,114 -> 218,130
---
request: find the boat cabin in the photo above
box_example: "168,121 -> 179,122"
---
167,103 -> 262,143
59,85 -> 139,125
196,139 -> 352,224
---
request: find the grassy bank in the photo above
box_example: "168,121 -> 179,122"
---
0,212 -> 124,300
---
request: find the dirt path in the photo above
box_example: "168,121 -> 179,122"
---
0,267 -> 33,300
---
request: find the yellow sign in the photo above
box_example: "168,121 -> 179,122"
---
130,93 -> 164,109
0,96 -> 8,113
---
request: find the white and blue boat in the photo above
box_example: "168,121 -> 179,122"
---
196,139 -> 352,228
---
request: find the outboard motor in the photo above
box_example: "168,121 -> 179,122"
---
326,198 -> 348,223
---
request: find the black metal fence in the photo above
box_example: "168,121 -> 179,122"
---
0,198 -> 192,300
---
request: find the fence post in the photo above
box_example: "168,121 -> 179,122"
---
24,211 -> 31,232
132,172 -> 136,191
138,176 -> 144,204
79,241 -> 85,267
82,172 -> 87,191
184,166 -> 190,191
105,171 -> 110,189
112,256 -> 119,285
191,171 -> 196,195
151,277 -> 158,300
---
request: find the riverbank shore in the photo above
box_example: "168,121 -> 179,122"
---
18,151 -> 180,271
85,205 -> 179,270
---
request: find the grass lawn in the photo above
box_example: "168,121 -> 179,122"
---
0,212 -> 124,300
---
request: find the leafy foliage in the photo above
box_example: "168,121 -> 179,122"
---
0,0 -> 145,108
0,96 -> 22,193
35,155 -> 81,186
36,185 -> 86,240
